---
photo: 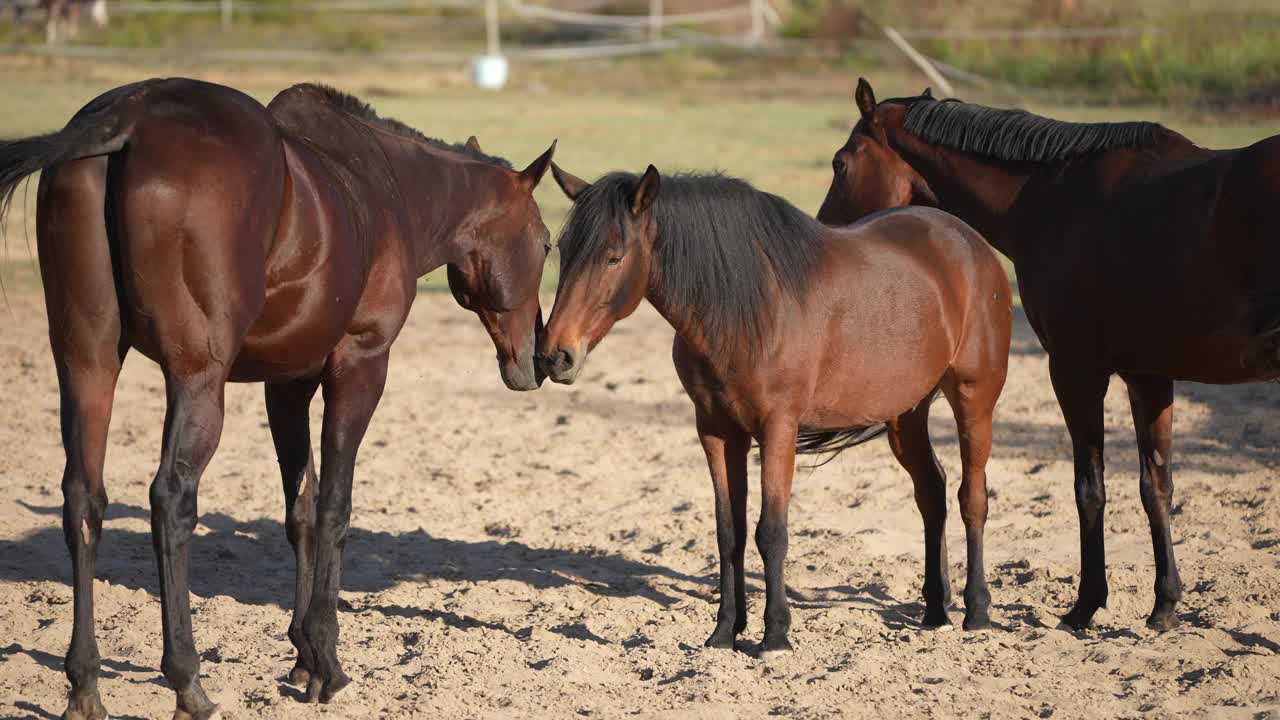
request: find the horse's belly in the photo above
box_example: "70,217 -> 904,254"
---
803,350 -> 951,429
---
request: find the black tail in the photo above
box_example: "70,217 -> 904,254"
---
0,102 -> 131,234
794,423 -> 889,468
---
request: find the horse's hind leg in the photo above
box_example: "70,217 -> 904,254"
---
38,157 -> 122,720
697,409 -> 750,649
887,399 -> 952,627
303,350 -> 390,702
265,378 -> 322,685
941,366 -> 1005,631
1122,373 -> 1181,630
149,371 -> 227,720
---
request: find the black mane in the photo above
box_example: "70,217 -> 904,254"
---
883,95 -> 1164,164
557,171 -> 824,356
304,84 -> 512,168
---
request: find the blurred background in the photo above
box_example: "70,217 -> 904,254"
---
1,0 -> 1278,292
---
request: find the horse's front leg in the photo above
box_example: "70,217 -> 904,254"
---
697,410 -> 750,649
265,377 -> 322,685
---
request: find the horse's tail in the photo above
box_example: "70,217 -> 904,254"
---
793,424 -> 889,467
0,96 -> 132,232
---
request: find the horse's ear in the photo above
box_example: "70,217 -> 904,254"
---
518,139 -> 557,190
855,77 -> 877,121
631,164 -> 660,217
921,86 -> 933,99
465,135 -> 483,153
551,161 -> 590,201
910,171 -> 938,207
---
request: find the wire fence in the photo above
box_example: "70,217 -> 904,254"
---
0,0 -> 1166,96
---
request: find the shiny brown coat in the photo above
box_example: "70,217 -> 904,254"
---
0,78 -> 555,719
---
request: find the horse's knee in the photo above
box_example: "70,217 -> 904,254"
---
1074,472 -> 1106,517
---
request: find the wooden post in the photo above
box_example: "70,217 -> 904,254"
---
221,0 -> 232,30
649,0 -> 662,44
749,0 -> 764,44
485,0 -> 501,56
883,26 -> 954,97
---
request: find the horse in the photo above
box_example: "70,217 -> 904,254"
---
817,78 -> 1280,632
0,78 -> 557,719
42,0 -> 108,44
538,164 -> 1012,657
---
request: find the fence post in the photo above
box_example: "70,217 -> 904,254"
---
749,0 -> 764,44
882,26 -> 954,97
649,0 -> 662,43
485,0 -> 501,55
221,0 -> 232,29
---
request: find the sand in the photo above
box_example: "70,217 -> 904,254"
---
0,291 -> 1277,719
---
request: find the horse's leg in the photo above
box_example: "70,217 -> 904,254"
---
941,370 -> 1000,631
265,378 -> 322,684
886,399 -> 952,627
1050,360 -> 1111,630
303,351 -> 389,703
697,409 -> 750,649
756,417 -> 799,659
148,372 -> 226,720
38,156 -> 121,720
1122,373 -> 1181,630
55,356 -> 123,720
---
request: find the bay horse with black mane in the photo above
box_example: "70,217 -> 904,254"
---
539,164 -> 1011,656
0,78 -> 557,719
819,78 -> 1280,632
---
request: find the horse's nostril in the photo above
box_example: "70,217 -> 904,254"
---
554,349 -> 571,368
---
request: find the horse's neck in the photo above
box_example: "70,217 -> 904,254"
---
644,270 -> 720,365
890,128 -> 1208,261
889,137 -> 1028,259
382,139 -> 496,277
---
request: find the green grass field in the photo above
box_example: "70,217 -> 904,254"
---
1,57 -> 1277,299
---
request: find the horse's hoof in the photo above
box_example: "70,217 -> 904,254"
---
171,705 -> 219,720
703,627 -> 737,650
922,610 -> 951,628
319,672 -> 351,704
305,677 -> 323,704
63,693 -> 108,720
757,636 -> 793,661
1146,611 -> 1179,632
963,612 -> 992,631
1060,604 -> 1099,631
287,664 -> 311,687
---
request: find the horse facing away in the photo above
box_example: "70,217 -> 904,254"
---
0,78 -> 557,719
818,78 -> 1280,632
539,164 -> 1012,656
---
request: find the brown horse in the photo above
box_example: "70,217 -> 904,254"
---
818,78 -> 1280,632
539,164 -> 1011,656
0,78 -> 556,719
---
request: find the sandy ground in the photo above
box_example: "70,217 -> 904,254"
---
0,290 -> 1277,720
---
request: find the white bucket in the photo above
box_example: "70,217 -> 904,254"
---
471,55 -> 509,90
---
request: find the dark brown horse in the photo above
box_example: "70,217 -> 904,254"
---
539,165 -> 1011,656
818,78 -> 1280,632
0,78 -> 556,719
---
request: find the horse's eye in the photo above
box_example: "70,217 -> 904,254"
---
607,256 -> 622,266
832,156 -> 846,176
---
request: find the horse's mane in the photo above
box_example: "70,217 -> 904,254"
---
883,95 -> 1166,164
557,171 -> 824,357
301,83 -> 513,168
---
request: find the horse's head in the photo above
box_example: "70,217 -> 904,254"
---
538,163 -> 660,384
447,139 -> 557,391
817,78 -> 938,226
